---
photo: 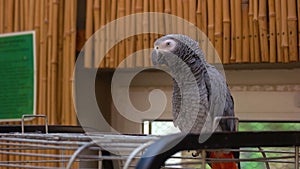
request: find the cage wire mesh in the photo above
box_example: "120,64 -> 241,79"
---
0,132 -> 159,169
143,120 -> 300,169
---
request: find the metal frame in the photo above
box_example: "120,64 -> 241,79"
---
136,131 -> 300,169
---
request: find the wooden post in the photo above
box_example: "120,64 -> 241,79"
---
258,0 -> 269,62
235,0 -> 242,63
0,0 -> 4,33
269,0 -> 277,63
143,0 -> 150,67
118,0 -> 126,67
85,0 -> 93,68
242,0 -> 250,63
248,0 -> 255,62
287,0 -> 298,62
14,0 -> 20,31
135,0 -> 144,67
4,0 -> 13,33
109,0 -> 117,68
281,0 -> 289,63
196,0 -> 202,42
298,0 -> 300,61
207,0 -> 214,63
230,0 -> 236,62
275,0 -> 282,62
125,0 -> 134,68
214,0 -> 223,62
222,0 -> 230,64
99,0 -> 106,68
182,0 -> 189,35
176,0 -> 184,34
93,0 -> 101,68
253,0 -> 260,62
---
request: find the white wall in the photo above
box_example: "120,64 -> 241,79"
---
111,68 -> 300,133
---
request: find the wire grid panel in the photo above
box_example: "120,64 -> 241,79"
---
0,133 -> 159,169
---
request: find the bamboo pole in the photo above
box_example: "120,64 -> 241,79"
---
70,0 -> 77,125
183,0 -> 189,35
135,0 -> 144,67
143,0 -> 150,67
287,0 -> 298,62
4,0 -> 13,33
242,0 -> 250,63
253,0 -> 260,62
84,0 -> 93,68
230,0 -> 236,62
46,0 -> 53,123
34,0 -> 41,118
171,0 -> 177,33
39,0 -> 47,125
214,0 -> 223,62
99,0 -> 106,68
275,0 -> 282,62
28,0 -> 35,30
108,0 -> 116,68
131,0 -> 137,67
235,0 -> 242,63
157,0 -> 164,34
281,0 -> 289,63
93,0 -> 101,68
118,0 -> 126,67
50,0 -> 59,124
248,0 -> 255,62
0,0 -> 4,33
176,0 -> 184,34
57,0 -> 64,125
258,0 -> 269,62
207,0 -> 214,63
164,0 -> 172,33
196,0 -> 202,42
125,0 -> 134,68
104,0 -> 112,68
222,0 -> 230,64
189,0 -> 197,39
14,0 -> 20,32
20,0 -> 25,31
298,0 -> 300,61
268,0 -> 276,63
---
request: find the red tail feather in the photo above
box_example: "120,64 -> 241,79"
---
209,152 -> 238,169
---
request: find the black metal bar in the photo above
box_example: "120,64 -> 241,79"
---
0,125 -> 84,133
136,131 -> 300,169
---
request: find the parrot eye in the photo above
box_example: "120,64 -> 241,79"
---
166,42 -> 171,46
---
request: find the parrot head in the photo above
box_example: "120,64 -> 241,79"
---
151,34 -> 202,67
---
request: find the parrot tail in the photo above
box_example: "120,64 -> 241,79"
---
209,151 -> 239,169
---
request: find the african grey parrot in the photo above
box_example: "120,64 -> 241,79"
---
151,34 -> 239,169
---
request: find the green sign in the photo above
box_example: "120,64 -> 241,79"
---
0,31 -> 36,121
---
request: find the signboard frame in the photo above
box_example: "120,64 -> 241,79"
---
0,31 -> 36,122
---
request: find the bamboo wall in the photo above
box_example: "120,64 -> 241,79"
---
0,0 -> 77,126
84,0 -> 300,68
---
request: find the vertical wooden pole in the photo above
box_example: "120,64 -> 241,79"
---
222,0 -> 230,64
135,0 -> 144,67
118,0 -> 126,67
125,0 -> 134,68
258,0 -> 269,62
253,0 -> 260,62
242,0 -> 250,63
275,0 -> 282,62
188,0 -> 197,39
93,0 -> 101,68
281,0 -> 289,63
14,0 -> 20,32
176,0 -> 184,34
214,0 -> 223,62
182,0 -> 189,35
230,0 -> 236,62
143,0 -> 150,67
235,0 -> 242,63
0,0 -> 4,33
268,0 -> 277,63
196,0 -> 202,42
298,0 -> 300,61
99,0 -> 106,68
287,0 -> 298,62
85,0 -> 93,68
207,0 -> 214,63
248,0 -> 255,62
28,0 -> 35,30
107,0 -> 115,68
34,0 -> 41,118
4,0 -> 14,33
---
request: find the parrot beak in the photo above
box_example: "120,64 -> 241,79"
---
151,47 -> 167,66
